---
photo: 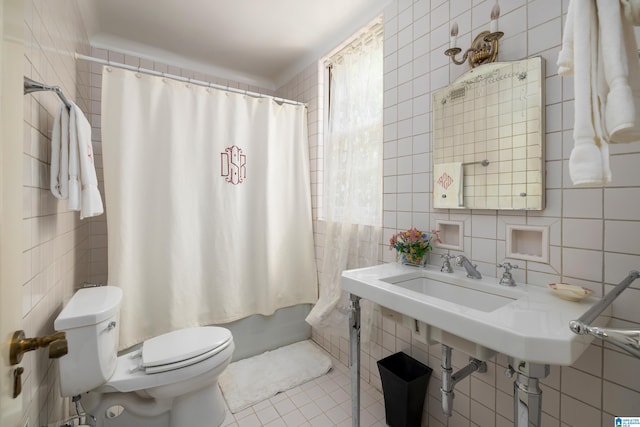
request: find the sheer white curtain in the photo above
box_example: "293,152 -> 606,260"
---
305,31 -> 383,339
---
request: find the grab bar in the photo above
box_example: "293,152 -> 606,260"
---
569,270 -> 640,359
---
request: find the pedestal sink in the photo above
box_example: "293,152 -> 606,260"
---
341,263 -> 610,427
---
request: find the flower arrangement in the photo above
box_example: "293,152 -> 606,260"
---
389,228 -> 432,265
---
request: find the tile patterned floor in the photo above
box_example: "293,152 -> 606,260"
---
220,351 -> 386,427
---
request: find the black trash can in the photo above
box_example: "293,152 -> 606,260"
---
377,352 -> 432,427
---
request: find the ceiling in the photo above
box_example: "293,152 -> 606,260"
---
77,0 -> 391,90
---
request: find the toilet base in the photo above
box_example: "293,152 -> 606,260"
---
80,383 -> 227,427
171,383 -> 226,426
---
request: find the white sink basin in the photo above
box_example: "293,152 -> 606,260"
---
383,273 -> 518,312
341,263 -> 610,365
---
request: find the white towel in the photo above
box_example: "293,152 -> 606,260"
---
50,105 -> 70,199
433,162 -> 463,208
69,102 -> 104,219
558,0 -> 640,186
68,106 -> 81,211
621,0 -> 640,24
598,0 -> 640,144
566,0 -> 609,186
556,0 -> 575,76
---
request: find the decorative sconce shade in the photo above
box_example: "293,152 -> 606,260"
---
444,2 -> 504,68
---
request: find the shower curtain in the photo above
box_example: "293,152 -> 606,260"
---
101,67 -> 318,349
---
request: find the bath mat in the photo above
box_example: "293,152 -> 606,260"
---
219,339 -> 332,413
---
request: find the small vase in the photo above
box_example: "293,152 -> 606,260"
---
401,253 -> 427,267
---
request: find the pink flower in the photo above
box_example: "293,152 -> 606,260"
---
388,228 -> 432,258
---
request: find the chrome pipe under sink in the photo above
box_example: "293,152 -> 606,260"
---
440,344 -> 486,417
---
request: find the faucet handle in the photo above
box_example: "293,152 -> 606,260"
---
498,262 -> 519,273
497,262 -> 519,286
440,254 -> 454,273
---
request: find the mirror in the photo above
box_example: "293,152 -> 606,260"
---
432,57 -> 544,210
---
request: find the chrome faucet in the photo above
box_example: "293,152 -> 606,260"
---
455,255 -> 482,279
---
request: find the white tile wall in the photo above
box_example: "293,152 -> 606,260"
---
562,188 -> 603,218
21,1 -> 92,426
368,0 -> 640,425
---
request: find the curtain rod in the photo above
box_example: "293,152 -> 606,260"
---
74,53 -> 306,107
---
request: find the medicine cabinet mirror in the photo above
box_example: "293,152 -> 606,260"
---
432,57 -> 544,210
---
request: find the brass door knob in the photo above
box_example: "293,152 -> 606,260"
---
9,330 -> 66,365
48,339 -> 68,359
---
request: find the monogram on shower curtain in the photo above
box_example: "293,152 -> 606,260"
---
101,67 -> 318,350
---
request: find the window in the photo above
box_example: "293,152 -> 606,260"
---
323,22 -> 383,227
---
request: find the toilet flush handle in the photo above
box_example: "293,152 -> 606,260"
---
107,321 -> 117,331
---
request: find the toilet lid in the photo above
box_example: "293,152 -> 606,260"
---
141,326 -> 232,369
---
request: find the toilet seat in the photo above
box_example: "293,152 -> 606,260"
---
99,326 -> 234,393
141,327 -> 232,374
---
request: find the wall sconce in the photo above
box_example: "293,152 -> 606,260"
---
444,2 -> 503,68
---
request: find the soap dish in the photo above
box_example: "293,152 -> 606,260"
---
547,283 -> 593,301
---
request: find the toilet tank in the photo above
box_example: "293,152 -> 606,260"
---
54,286 -> 123,397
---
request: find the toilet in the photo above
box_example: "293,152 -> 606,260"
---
54,286 -> 234,427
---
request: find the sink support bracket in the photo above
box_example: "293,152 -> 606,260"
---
440,344 -> 487,417
507,358 -> 549,427
349,294 -> 361,427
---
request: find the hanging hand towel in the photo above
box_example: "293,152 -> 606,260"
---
597,0 -> 640,144
556,0 -> 575,76
50,104 -> 70,199
563,0 -> 609,186
558,0 -> 640,186
69,102 -> 104,219
68,115 -> 81,211
433,162 -> 463,208
621,0 -> 640,25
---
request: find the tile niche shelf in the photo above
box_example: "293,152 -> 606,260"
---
435,220 -> 464,251
505,224 -> 549,263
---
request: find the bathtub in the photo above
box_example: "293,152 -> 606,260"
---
219,304 -> 312,361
